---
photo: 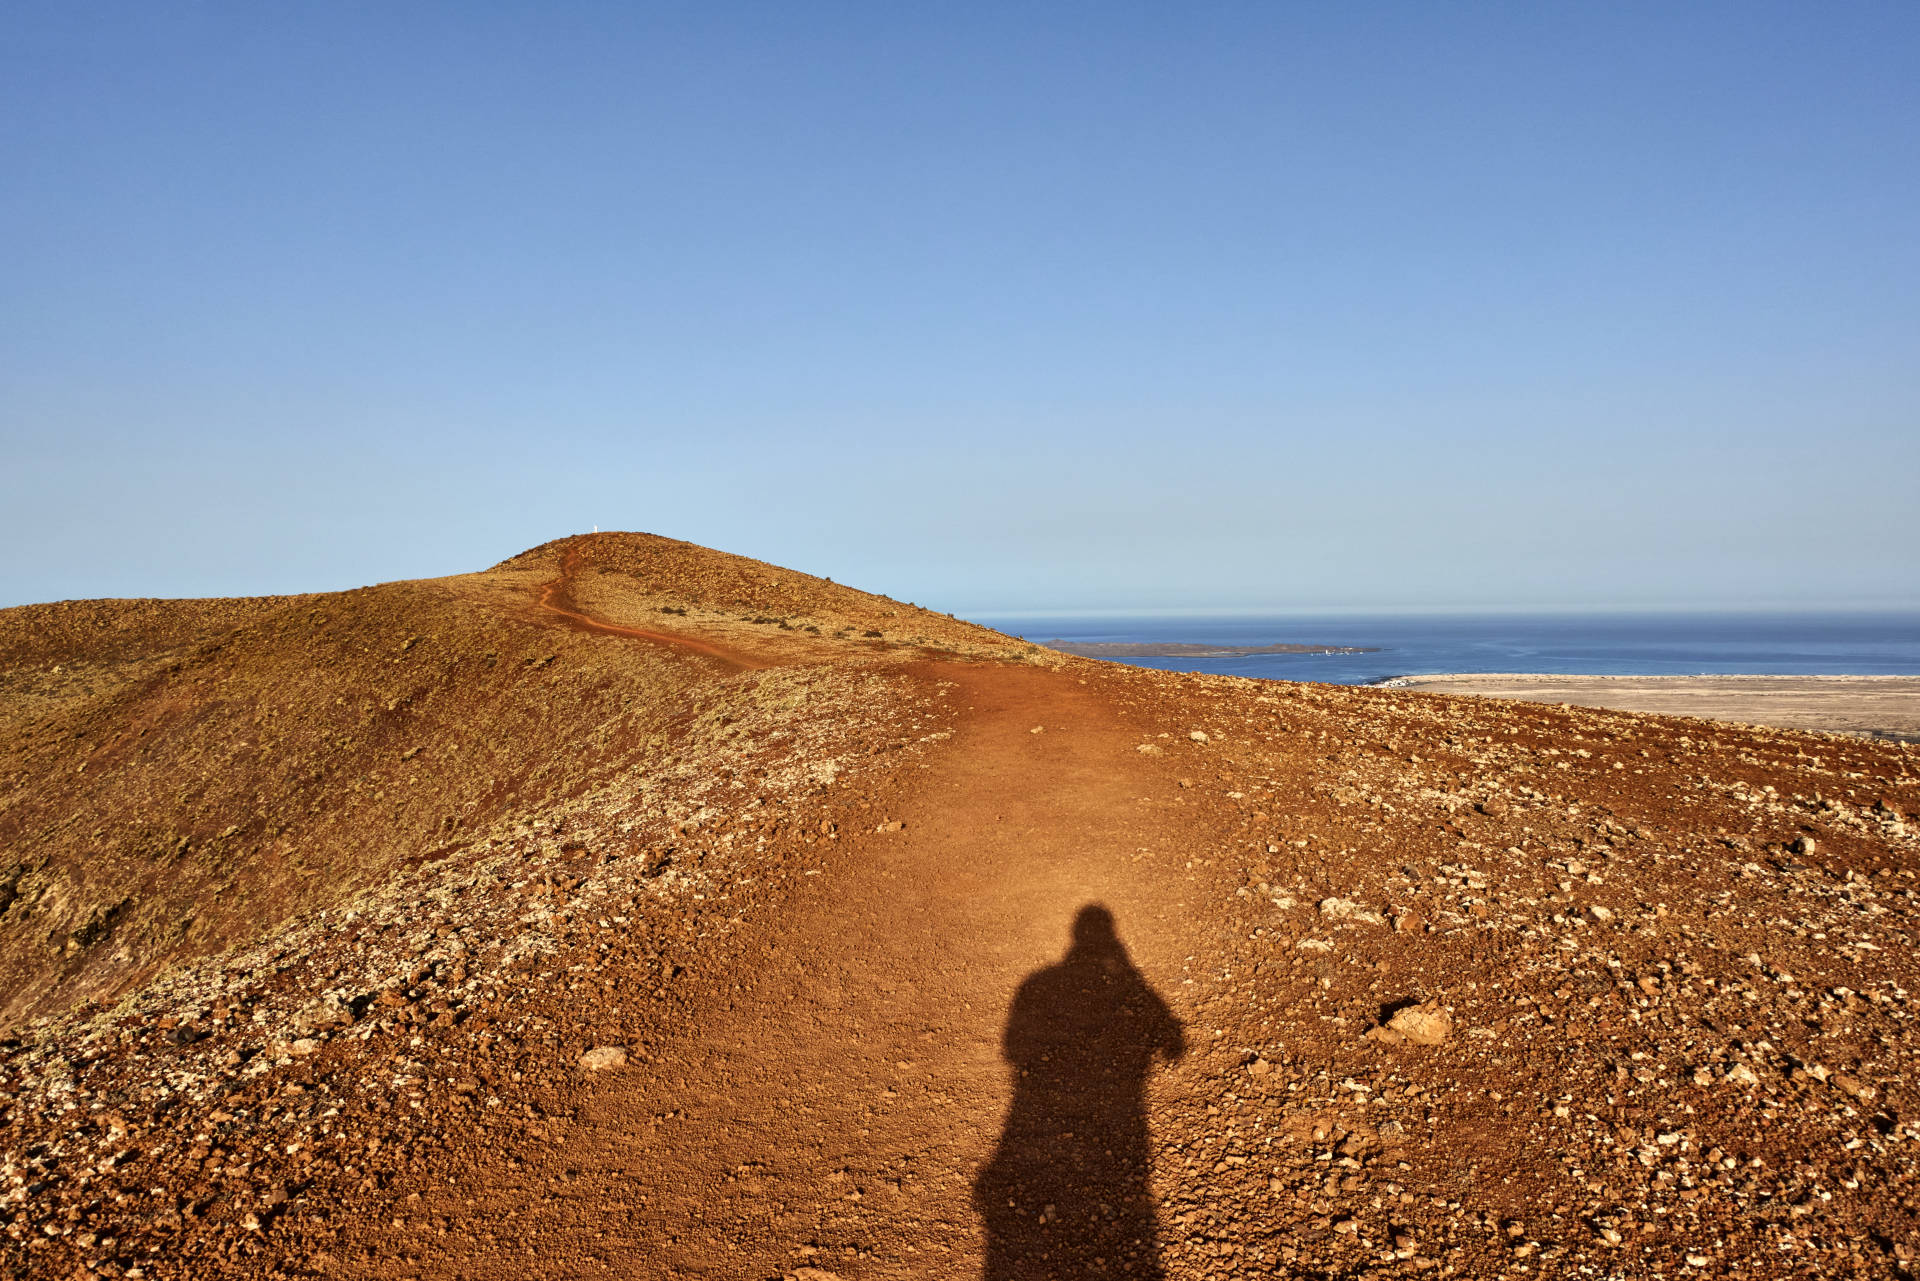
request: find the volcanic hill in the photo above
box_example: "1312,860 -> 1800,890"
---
3,532 -> 1918,1280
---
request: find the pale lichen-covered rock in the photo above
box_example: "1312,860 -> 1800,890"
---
1318,896 -> 1386,927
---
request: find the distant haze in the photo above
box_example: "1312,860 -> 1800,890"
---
4,4 -> 1916,613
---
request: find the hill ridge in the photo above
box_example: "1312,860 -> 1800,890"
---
3,533 -> 1918,1280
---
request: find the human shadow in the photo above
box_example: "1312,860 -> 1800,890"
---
974,904 -> 1185,1280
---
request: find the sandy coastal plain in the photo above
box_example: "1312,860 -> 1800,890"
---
1385,673 -> 1920,741
1044,639 -> 1375,658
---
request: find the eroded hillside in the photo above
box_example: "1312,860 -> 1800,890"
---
0,534 -> 1032,1029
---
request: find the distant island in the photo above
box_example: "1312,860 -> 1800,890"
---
1042,639 -> 1378,658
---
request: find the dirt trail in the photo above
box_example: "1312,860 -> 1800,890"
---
405,664 -> 1201,1279
535,548 -> 772,670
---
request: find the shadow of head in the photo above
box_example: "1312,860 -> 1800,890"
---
1071,902 -> 1117,947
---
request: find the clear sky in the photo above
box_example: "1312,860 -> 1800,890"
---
5,3 -> 1916,614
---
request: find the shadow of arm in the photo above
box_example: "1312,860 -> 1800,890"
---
1148,987 -> 1185,1062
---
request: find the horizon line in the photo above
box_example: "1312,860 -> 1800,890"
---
963,603 -> 1920,621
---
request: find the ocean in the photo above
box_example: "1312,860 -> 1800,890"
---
970,612 -> 1920,686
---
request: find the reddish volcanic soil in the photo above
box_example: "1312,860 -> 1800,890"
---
4,533 -> 1919,1280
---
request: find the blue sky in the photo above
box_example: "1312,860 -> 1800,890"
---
4,3 -> 1916,613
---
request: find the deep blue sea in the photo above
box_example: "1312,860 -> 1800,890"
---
970,613 -> 1920,686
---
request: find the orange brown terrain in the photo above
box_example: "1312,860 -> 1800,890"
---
4,532 -> 1918,1280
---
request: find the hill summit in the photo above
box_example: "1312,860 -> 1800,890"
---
0,532 -> 1031,1029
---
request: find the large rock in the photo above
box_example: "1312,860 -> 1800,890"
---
1388,1001 -> 1452,1045
579,1045 -> 628,1072
1367,1000 -> 1452,1046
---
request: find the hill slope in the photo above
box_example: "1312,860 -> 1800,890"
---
3,533 -> 1918,1280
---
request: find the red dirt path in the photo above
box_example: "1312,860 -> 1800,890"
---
535,547 -> 772,670
374,662 -> 1197,1279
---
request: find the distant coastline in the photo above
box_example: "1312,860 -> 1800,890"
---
982,612 -> 1920,689
1043,639 -> 1378,658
